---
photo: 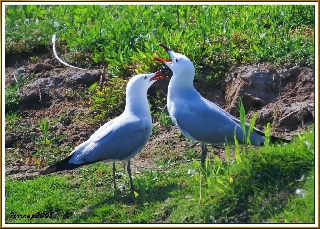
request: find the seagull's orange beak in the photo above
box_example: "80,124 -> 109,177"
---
154,43 -> 173,64
154,57 -> 172,64
150,70 -> 165,82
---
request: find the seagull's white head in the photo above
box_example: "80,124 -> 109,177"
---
124,71 -> 164,113
154,44 -> 195,81
126,71 -> 164,95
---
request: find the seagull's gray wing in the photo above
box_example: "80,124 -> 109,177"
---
69,115 -> 152,164
170,92 -> 264,145
201,97 -> 265,137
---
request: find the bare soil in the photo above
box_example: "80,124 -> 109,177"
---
5,53 -> 315,180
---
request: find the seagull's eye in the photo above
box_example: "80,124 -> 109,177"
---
175,58 -> 179,63
144,76 -> 147,80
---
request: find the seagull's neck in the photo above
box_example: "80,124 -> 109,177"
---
124,90 -> 150,118
168,73 -> 195,96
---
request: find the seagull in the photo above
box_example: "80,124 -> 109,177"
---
40,71 -> 164,192
155,44 -> 289,167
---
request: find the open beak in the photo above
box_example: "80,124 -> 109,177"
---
150,70 -> 165,82
154,57 -> 172,64
154,43 -> 174,65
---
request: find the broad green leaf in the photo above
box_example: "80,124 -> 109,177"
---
88,83 -> 97,93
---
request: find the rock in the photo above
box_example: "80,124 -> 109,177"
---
5,132 -> 22,148
17,67 -> 27,76
63,70 -> 100,87
275,103 -> 314,130
225,63 -> 314,133
33,63 -> 54,73
18,77 -> 60,105
17,69 -> 100,106
44,58 -> 56,66
225,63 -> 281,115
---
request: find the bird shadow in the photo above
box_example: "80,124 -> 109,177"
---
73,183 -> 180,222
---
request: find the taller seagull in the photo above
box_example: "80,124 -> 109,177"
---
155,44 -> 286,167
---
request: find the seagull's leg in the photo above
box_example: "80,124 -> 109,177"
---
200,142 -> 208,168
112,162 -> 117,192
127,160 -> 135,192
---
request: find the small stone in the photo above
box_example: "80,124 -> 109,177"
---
187,169 -> 197,177
209,216 -> 216,223
295,188 -> 306,198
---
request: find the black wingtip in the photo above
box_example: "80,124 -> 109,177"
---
39,155 -> 84,175
39,165 -> 57,175
261,135 -> 291,146
270,135 -> 291,144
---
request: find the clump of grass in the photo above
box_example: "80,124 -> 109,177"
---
5,71 -> 25,114
87,77 -> 126,121
268,169 -> 315,223
38,118 -> 51,145
5,112 -> 22,131
5,70 -> 34,130
5,84 -> 20,114
33,118 -> 68,166
153,109 -> 173,128
186,125 -> 314,223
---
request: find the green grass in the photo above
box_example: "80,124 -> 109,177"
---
5,112 -> 22,132
87,76 -> 127,120
5,5 -> 314,80
5,127 -> 314,223
194,128 -> 314,223
268,169 -> 315,223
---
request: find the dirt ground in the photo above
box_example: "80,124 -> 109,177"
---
5,52 -> 315,180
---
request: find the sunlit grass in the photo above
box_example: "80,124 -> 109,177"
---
5,5 -> 314,80
5,126 -> 314,223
